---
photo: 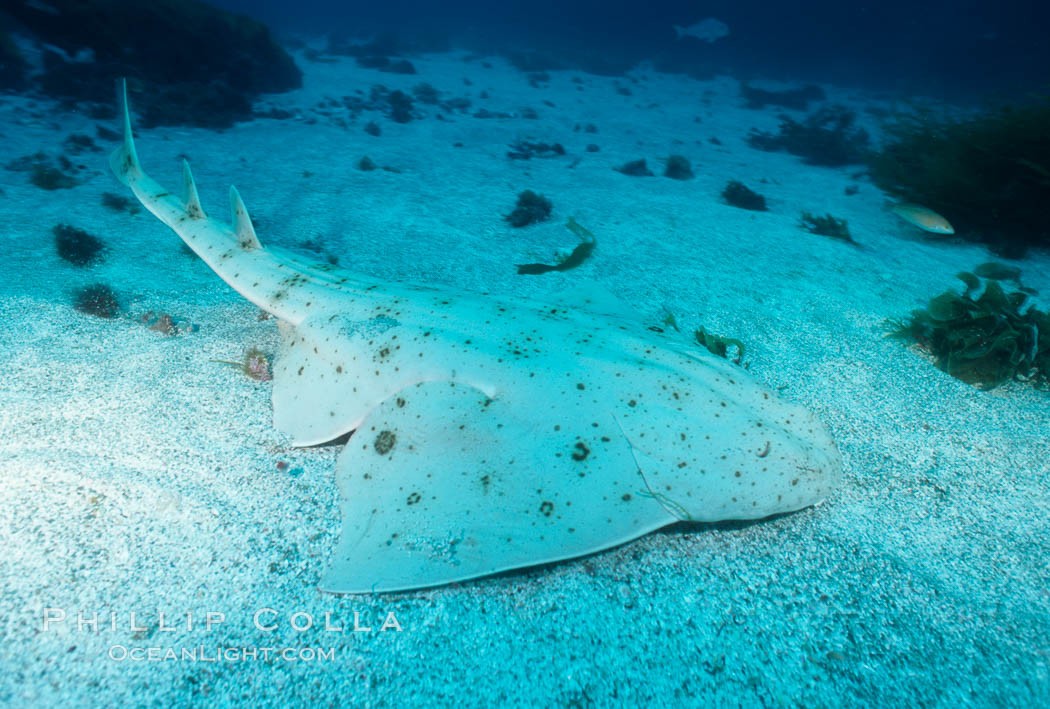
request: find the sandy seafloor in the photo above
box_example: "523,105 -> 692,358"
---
0,46 -> 1048,707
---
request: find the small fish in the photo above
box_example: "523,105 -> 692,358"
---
890,203 -> 955,234
673,18 -> 730,43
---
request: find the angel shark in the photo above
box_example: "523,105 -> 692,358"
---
110,81 -> 841,594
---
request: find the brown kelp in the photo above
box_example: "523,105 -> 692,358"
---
891,271 -> 1048,389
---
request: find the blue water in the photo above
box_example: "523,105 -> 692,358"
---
213,0 -> 1050,98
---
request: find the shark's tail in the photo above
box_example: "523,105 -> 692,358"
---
108,79 -> 141,186
107,78 -> 261,250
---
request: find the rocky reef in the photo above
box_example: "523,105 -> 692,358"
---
2,0 -> 300,128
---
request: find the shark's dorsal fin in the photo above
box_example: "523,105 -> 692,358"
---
181,160 -> 206,219
229,185 -> 261,250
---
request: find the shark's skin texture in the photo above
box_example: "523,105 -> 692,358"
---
110,80 -> 842,594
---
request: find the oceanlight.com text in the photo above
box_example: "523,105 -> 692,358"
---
108,645 -> 337,663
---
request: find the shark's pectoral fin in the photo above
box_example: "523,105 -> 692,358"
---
321,381 -> 675,594
271,312 -> 455,446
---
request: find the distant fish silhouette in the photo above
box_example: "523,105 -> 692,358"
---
890,203 -> 955,234
673,18 -> 730,43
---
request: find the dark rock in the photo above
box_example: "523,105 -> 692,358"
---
383,59 -> 417,75
440,96 -> 471,113
475,108 -> 514,120
5,0 -> 301,129
54,224 -> 106,266
663,155 -> 694,180
33,164 -> 76,189
722,181 -> 768,211
614,159 -> 653,177
527,71 -> 550,88
95,125 -> 120,141
9,153 -> 80,190
387,90 -> 413,123
741,84 -> 826,111
505,190 -> 553,228
507,140 -> 565,160
138,81 -> 253,129
101,192 -> 138,214
62,134 -> 100,155
357,55 -> 390,69
53,224 -> 105,266
73,284 -> 120,318
412,83 -> 440,104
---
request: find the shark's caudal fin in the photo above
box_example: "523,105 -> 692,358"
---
108,79 -> 140,187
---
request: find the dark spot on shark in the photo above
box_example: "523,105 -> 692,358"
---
374,430 -> 396,455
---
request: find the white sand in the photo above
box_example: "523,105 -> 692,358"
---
1,49 -> 1047,706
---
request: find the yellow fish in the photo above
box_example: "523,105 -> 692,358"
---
890,203 -> 955,234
